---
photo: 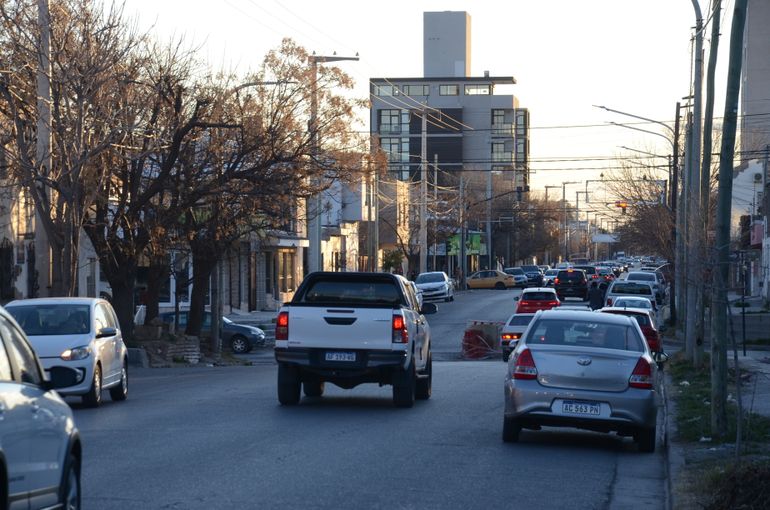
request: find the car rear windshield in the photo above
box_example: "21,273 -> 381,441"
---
505,268 -> 525,275
7,304 -> 91,336
296,278 -> 403,306
521,266 -> 540,272
509,315 -> 535,326
628,273 -> 655,282
604,311 -> 651,327
522,292 -> 556,301
615,298 -> 651,309
557,271 -> 585,282
416,273 -> 445,284
573,265 -> 596,275
610,283 -> 653,295
525,319 -> 643,351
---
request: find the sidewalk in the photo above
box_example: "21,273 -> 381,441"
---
727,291 -> 767,314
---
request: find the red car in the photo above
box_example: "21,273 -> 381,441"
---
599,307 -> 661,352
515,288 -> 561,314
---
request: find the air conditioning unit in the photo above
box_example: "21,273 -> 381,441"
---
754,173 -> 763,182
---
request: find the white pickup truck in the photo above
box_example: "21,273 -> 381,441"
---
274,272 -> 437,407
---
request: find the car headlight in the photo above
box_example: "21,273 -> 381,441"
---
61,346 -> 91,361
249,327 -> 265,337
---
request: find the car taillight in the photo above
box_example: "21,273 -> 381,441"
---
513,348 -> 538,379
547,301 -> 559,307
501,333 -> 521,342
629,357 -> 653,389
276,311 -> 289,341
392,314 -> 408,343
592,274 -> 599,279
554,278 -> 559,285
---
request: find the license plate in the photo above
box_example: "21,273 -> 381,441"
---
562,400 -> 601,415
325,352 -> 356,362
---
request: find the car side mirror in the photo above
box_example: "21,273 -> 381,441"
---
514,296 -> 520,301
420,303 -> 438,315
45,366 -> 82,390
653,351 -> 669,368
96,326 -> 118,338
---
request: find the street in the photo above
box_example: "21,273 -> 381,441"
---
74,289 -> 666,510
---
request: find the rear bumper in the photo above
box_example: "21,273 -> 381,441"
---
275,348 -> 408,384
504,378 -> 658,431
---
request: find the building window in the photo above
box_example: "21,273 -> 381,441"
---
374,84 -> 398,96
492,109 -> 505,126
277,250 -> 294,293
439,85 -> 459,96
379,109 -> 409,134
492,142 -> 510,163
402,84 -> 429,96
465,84 -> 490,95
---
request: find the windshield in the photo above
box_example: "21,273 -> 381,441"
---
615,298 -> 651,309
416,273 -> 445,284
509,315 -> 534,326
545,270 -> 558,276
299,280 -> 402,306
8,304 -> 91,336
522,292 -> 556,301
610,283 -> 652,295
628,273 -> 655,281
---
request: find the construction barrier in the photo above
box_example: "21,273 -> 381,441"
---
461,320 -> 504,359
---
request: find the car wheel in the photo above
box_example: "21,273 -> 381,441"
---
635,426 -> 656,453
230,335 -> 250,354
277,363 -> 301,405
82,364 -> 102,408
392,361 -> 416,408
59,453 -> 80,510
449,294 -> 454,302
109,360 -> 128,401
502,415 -> 521,443
495,282 -> 506,290
415,353 -> 432,400
303,377 -> 325,397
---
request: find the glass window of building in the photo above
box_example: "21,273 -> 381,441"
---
374,84 -> 396,96
439,85 -> 459,96
379,109 -> 401,134
465,84 -> 491,95
492,109 -> 505,126
402,85 -> 429,96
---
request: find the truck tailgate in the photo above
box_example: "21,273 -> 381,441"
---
287,306 -> 394,350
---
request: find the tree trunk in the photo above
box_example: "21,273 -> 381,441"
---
186,252 -> 215,337
144,255 -> 169,324
108,268 -> 137,344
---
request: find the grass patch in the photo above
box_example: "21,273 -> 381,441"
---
668,352 -> 770,443
705,460 -> 770,509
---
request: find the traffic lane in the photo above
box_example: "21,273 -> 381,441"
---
426,287 -> 521,353
74,362 -> 662,510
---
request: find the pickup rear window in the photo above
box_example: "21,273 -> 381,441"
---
296,278 -> 403,306
610,283 -> 652,295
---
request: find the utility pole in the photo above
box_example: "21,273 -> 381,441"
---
419,110 -> 428,274
460,175 -> 466,288
307,53 -> 358,274
561,182 -> 579,261
671,102 -> 681,325
711,0 -> 748,439
433,154 -> 438,271
486,169 -> 493,270
35,0 -> 51,297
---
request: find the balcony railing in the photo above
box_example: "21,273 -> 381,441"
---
379,124 -> 405,135
492,152 -> 514,163
491,123 -> 514,136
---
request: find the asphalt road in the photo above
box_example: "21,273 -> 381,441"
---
73,287 -> 667,510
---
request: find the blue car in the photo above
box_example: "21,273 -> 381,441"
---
159,311 -> 265,354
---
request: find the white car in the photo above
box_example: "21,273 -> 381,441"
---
542,269 -> 559,286
612,296 -> 660,327
500,313 -> 535,362
0,305 -> 82,509
6,297 -> 129,408
415,271 -> 454,302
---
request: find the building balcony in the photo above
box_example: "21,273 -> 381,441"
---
492,152 -> 514,163
491,123 -> 514,136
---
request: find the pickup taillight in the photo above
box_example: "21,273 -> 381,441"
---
276,311 -> 289,341
392,314 -> 408,343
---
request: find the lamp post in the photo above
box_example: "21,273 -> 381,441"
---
307,53 -> 359,274
561,181 -> 580,261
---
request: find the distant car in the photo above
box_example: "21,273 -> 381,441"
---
7,297 -> 129,407
520,265 -> 544,287
415,271 -> 454,302
542,269 -> 559,286
515,288 -> 560,314
625,271 -> 665,304
0,305 -> 83,509
599,307 -> 662,352
503,310 -> 661,452
538,265 -> 551,273
573,265 -> 599,282
596,266 -> 616,282
612,297 -> 659,326
605,281 -> 656,308
467,270 -> 516,290
158,311 -> 266,354
555,262 -> 572,270
503,267 -> 529,288
500,313 -> 536,362
554,268 -> 588,300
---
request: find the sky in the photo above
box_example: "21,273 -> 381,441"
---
119,0 -> 733,201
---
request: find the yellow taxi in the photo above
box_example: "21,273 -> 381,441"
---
466,270 -> 516,290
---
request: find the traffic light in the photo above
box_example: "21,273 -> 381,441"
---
615,200 -> 628,215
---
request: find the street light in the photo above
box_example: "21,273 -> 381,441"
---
561,181 -> 580,261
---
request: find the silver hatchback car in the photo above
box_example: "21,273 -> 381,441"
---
6,297 -> 128,408
503,310 -> 660,452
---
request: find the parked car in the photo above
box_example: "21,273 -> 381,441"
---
520,265 -> 544,287
467,270 -> 516,290
0,305 -> 83,509
158,311 -> 266,354
503,267 -> 529,288
515,288 -> 560,314
415,271 -> 454,302
599,307 -> 662,352
503,309 -> 662,452
500,313 -> 535,362
6,297 -> 128,407
554,268 -> 588,300
542,268 -> 559,286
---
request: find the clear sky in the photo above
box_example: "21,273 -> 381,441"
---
120,0 -> 730,199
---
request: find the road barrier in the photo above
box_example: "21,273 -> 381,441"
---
461,320 -> 503,359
